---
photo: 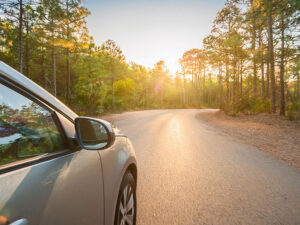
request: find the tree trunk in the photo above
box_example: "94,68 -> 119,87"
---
19,0 -> 23,73
267,0 -> 276,113
52,45 -> 56,96
66,0 -> 71,103
66,49 -> 71,102
226,61 -> 230,103
297,70 -> 300,101
111,60 -> 115,110
251,0 -> 257,98
203,65 -> 206,103
253,54 -> 257,99
240,60 -> 243,97
50,10 -> 56,96
259,26 -> 265,98
41,54 -> 47,87
279,10 -> 285,116
183,74 -> 186,106
112,75 -> 115,109
237,60 -> 240,99
25,19 -> 29,78
266,58 -> 270,98
191,65 -> 195,104
233,58 -> 237,112
218,62 -> 223,105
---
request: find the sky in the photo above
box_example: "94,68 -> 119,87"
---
83,0 -> 226,74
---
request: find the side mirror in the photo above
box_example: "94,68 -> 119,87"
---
75,117 -> 115,150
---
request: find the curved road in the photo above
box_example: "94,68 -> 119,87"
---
109,109 -> 300,224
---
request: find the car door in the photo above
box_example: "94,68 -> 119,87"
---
0,80 -> 104,225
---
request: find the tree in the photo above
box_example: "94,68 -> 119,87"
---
203,35 -> 225,106
211,3 -> 242,104
263,0 -> 276,113
0,0 -> 26,72
150,60 -> 171,107
60,0 -> 90,102
248,0 -> 259,98
101,40 -> 125,110
114,78 -> 135,109
180,48 -> 206,104
1,0 -> 299,117
36,0 -> 64,96
277,0 -> 297,115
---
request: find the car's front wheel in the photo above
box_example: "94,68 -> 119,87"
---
114,172 -> 137,225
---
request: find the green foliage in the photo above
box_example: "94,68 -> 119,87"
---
286,99 -> 300,121
0,0 -> 299,118
239,97 -> 271,114
114,78 -> 135,109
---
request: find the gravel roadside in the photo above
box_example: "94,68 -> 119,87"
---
196,110 -> 300,169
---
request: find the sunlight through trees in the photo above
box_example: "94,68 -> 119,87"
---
0,0 -> 299,119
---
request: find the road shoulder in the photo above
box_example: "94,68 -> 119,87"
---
196,110 -> 300,169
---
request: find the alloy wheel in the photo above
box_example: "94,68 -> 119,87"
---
118,184 -> 135,225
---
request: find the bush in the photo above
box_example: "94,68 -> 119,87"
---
286,101 -> 300,121
220,96 -> 272,116
238,97 -> 271,114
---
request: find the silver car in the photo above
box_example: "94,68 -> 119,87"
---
0,61 -> 137,225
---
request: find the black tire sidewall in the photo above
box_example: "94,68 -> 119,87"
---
114,172 -> 137,225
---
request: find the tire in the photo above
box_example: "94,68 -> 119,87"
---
114,172 -> 137,225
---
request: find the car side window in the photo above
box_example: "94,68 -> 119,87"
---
0,83 -> 65,166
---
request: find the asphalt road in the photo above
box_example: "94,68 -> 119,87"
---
111,109 -> 300,225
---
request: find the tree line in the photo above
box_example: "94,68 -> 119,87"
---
180,0 -> 299,119
0,0 -> 185,114
0,0 -> 299,119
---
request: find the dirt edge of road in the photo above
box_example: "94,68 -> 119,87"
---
196,110 -> 300,169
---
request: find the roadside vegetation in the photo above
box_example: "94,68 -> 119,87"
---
180,0 -> 300,119
0,0 -> 299,119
